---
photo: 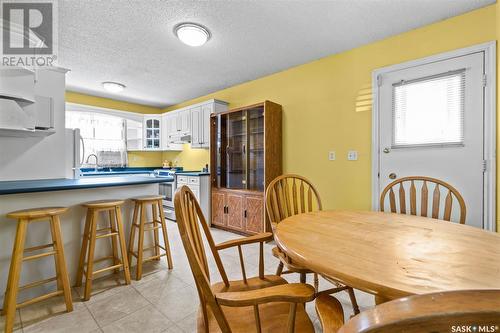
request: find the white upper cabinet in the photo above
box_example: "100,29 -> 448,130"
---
190,106 -> 202,148
143,115 -> 161,150
162,113 -> 182,151
190,100 -> 228,149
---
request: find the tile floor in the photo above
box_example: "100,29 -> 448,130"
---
0,220 -> 375,333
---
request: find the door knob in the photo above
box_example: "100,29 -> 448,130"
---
389,173 -> 397,179
383,147 -> 390,154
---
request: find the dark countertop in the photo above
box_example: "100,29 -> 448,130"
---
175,171 -> 210,176
0,176 -> 173,195
80,167 -> 182,177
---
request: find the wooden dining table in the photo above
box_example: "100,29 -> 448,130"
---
273,210 -> 500,303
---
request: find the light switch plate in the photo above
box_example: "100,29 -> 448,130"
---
328,151 -> 336,161
347,150 -> 358,161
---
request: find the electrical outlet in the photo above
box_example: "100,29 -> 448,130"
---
347,150 -> 358,161
328,151 -> 336,161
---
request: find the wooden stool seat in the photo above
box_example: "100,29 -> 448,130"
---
82,199 -> 125,209
3,207 -> 73,333
128,196 -> 173,280
76,200 -> 130,301
6,207 -> 68,219
131,195 -> 164,202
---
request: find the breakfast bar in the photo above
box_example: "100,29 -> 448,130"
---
0,176 -> 171,304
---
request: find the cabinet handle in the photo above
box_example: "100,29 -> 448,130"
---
244,210 -> 247,218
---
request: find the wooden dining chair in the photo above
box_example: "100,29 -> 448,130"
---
266,174 -> 360,315
380,176 -> 466,224
175,185 -> 340,332
316,290 -> 500,333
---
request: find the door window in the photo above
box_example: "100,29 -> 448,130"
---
392,70 -> 465,147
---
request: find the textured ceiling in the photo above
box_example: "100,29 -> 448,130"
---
59,0 -> 494,108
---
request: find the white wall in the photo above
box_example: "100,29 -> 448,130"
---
0,69 -> 68,181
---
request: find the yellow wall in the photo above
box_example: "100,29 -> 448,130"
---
66,92 -> 163,114
163,5 -> 498,226
162,144 -> 210,171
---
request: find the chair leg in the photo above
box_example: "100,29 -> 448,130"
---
84,210 -> 98,301
109,210 -> 120,274
114,206 -> 131,284
158,200 -> 173,269
4,219 -> 28,333
300,272 -> 306,283
313,273 -> 319,292
347,287 -> 360,315
152,203 -> 160,261
136,203 -> 146,280
51,216 -> 73,312
128,202 -> 139,270
75,211 -> 92,287
276,262 -> 284,276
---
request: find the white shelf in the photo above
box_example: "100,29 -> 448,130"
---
0,92 -> 35,106
0,127 -> 55,137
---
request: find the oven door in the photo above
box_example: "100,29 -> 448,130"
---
159,181 -> 176,220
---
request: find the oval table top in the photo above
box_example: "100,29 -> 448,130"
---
274,210 -> 500,300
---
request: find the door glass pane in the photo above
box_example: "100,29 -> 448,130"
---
153,119 -> 160,128
146,119 -> 152,128
392,69 -> 465,147
226,111 -> 247,189
248,107 -> 264,191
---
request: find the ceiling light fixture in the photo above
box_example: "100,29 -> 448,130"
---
102,81 -> 126,93
174,23 -> 210,47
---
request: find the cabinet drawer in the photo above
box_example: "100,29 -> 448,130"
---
177,175 -> 188,184
188,177 -> 200,185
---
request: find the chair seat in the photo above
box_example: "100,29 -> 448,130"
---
82,199 -> 124,208
6,207 -> 68,219
130,195 -> 164,202
272,246 -> 313,273
200,275 -> 314,333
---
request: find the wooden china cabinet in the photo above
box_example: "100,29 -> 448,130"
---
210,101 -> 282,235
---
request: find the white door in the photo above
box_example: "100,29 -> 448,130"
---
201,103 -> 212,148
191,106 -> 202,148
378,52 -> 485,228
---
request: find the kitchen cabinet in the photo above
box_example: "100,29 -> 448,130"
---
177,174 -> 210,221
210,101 -> 282,235
161,113 -> 182,151
210,189 -> 264,234
191,100 -> 228,149
126,119 -> 143,151
143,115 -> 161,150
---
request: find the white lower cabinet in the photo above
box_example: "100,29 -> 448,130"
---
176,174 -> 210,221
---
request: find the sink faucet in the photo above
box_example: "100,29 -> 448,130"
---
85,154 -> 99,171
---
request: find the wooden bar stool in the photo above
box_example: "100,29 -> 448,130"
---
128,195 -> 173,280
75,200 -> 131,301
3,207 -> 73,333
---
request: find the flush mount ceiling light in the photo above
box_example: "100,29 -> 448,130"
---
102,81 -> 126,93
174,23 -> 210,47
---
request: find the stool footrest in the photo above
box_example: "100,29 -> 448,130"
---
17,290 -> 63,309
143,253 -> 166,263
23,250 -> 56,261
92,263 -> 123,276
19,277 -> 58,291
24,243 -> 54,253
96,232 -> 118,239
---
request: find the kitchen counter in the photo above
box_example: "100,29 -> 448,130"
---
0,175 -> 173,195
80,167 -> 181,177
175,171 -> 210,176
0,177 -> 166,302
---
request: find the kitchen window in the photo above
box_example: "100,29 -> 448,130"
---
66,111 -> 128,167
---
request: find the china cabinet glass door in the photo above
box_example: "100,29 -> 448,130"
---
226,111 -> 247,189
247,107 -> 264,191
